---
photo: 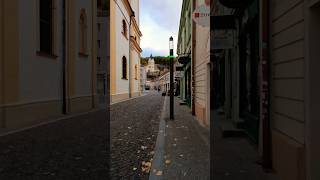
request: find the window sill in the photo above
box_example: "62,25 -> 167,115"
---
36,51 -> 58,59
78,52 -> 89,57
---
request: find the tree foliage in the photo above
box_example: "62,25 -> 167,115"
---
140,56 -> 176,66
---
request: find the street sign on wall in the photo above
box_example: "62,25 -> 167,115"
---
192,3 -> 210,27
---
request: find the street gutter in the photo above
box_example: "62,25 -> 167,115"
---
149,96 -> 168,180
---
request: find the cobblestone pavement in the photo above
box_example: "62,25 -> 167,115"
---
110,91 -> 164,179
160,97 -> 210,180
0,109 -> 109,180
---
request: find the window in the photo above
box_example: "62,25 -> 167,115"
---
98,40 -> 101,48
97,57 -> 101,64
122,19 -> 127,38
79,8 -> 87,55
40,0 -> 53,54
122,56 -> 127,79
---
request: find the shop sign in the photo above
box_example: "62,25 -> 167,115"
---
192,2 -> 210,27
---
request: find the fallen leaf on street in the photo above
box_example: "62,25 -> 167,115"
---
165,160 -> 171,164
141,161 -> 152,173
156,170 -> 163,176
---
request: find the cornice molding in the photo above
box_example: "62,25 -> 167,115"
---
122,0 -> 134,16
132,18 -> 142,37
130,36 -> 142,53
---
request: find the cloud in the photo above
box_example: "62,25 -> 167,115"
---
140,0 -> 182,57
141,0 -> 183,32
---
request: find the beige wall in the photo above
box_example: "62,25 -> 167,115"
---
270,0 -> 306,179
194,15 -> 210,125
67,0 -> 96,113
306,1 -> 320,179
110,0 -> 141,103
0,0 -> 3,128
19,0 -> 63,103
1,0 -> 20,129
2,0 -> 20,105
0,0 -> 97,133
110,0 -> 116,95
74,0 -> 96,106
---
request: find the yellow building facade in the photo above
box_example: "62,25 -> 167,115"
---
0,0 -> 98,133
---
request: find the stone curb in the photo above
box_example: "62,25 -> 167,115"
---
149,96 -> 168,180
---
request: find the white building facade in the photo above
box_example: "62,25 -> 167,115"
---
110,0 -> 142,103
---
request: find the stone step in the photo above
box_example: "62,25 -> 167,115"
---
179,101 -> 187,105
219,121 -> 247,138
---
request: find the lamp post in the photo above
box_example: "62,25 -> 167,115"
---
169,36 -> 174,120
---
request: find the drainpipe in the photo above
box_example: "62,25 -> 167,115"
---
191,0 -> 196,115
128,13 -> 135,98
62,0 -> 67,114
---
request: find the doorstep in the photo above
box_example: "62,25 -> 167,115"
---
219,120 -> 247,138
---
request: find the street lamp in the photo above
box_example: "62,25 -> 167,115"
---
169,36 -> 174,120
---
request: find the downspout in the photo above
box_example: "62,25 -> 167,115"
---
191,0 -> 196,115
91,0 -> 97,109
128,13 -> 135,98
0,0 -> 4,127
62,0 -> 67,114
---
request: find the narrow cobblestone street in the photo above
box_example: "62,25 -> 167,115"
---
0,110 -> 109,180
110,91 -> 164,179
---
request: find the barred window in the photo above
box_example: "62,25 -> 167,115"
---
122,56 -> 127,79
40,0 -> 53,54
79,9 -> 87,54
122,19 -> 127,38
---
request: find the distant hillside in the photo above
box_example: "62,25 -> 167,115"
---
140,56 -> 176,66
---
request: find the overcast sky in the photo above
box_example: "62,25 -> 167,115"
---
140,0 -> 183,57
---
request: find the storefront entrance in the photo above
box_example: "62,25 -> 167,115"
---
239,14 -> 260,143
